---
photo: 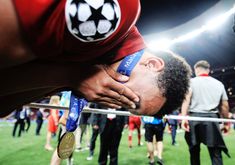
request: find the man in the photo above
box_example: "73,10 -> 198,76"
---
142,116 -> 165,165
93,107 -> 128,165
167,109 -> 179,146
181,60 -> 230,165
0,0 -> 191,117
12,108 -> 26,137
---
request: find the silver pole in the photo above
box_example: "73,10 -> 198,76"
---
26,103 -> 134,116
26,103 -> 235,123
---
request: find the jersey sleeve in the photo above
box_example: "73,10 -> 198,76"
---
112,26 -> 146,61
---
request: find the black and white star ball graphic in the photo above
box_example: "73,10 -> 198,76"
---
65,0 -> 121,42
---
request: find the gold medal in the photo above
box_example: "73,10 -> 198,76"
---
57,132 -> 75,159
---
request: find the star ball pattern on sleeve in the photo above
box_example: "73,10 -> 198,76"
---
65,0 -> 121,42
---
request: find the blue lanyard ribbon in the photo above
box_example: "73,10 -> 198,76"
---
66,94 -> 87,132
66,49 -> 144,132
117,49 -> 144,76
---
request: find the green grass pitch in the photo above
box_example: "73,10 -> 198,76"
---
1,121 -> 235,165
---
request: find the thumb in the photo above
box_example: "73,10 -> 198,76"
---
104,65 -> 129,82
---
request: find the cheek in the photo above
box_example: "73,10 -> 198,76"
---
129,87 -> 166,116
139,96 -> 164,115
125,70 -> 165,116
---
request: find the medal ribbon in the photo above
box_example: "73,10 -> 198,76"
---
66,49 -> 144,132
66,95 -> 87,132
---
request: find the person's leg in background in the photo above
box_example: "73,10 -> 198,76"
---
98,120 -> 111,165
36,119 -> 43,135
128,117 -> 134,148
83,124 -> 90,150
156,141 -> 163,164
12,119 -> 20,137
155,124 -> 164,165
45,116 -> 56,151
136,118 -> 142,146
189,144 -> 201,165
153,135 -> 158,157
171,124 -> 178,145
87,126 -> 99,160
45,131 -> 54,150
145,124 -> 155,165
128,129 -> 133,148
146,142 -> 155,165
25,116 -> 31,132
50,148 -> 62,165
19,118 -> 25,137
109,121 -> 124,165
75,125 -> 82,151
208,147 -> 223,165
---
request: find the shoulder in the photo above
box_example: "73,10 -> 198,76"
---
208,76 -> 224,87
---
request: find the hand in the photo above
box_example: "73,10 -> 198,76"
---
124,124 -> 128,129
221,123 -> 230,134
181,119 -> 190,132
76,65 -> 139,109
93,125 -> 99,130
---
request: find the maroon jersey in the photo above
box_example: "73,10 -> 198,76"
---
13,0 -> 146,62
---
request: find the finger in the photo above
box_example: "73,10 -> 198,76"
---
96,96 -> 133,109
104,65 -> 129,82
101,89 -> 136,109
97,101 -> 122,109
110,82 -> 139,103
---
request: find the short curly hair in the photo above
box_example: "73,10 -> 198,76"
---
152,50 -> 192,117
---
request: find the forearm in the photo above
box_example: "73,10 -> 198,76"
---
0,0 -> 36,69
181,90 -> 192,116
220,100 -> 229,118
0,60 -> 81,96
181,101 -> 189,116
0,60 -> 85,117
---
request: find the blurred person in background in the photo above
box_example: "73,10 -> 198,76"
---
94,107 -> 128,165
45,95 -> 60,151
181,60 -> 230,165
36,108 -> 44,136
12,108 -> 26,137
143,116 -> 165,165
167,109 -> 179,146
128,115 -> 142,148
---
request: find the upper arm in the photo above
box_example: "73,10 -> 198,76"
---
181,89 -> 192,115
0,0 -> 35,69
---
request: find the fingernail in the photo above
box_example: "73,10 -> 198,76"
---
131,104 -> 136,109
134,97 -> 139,103
120,75 -> 129,81
116,106 -> 121,109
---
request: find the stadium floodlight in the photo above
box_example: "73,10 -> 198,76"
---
148,4 -> 235,51
147,38 -> 172,51
172,28 -> 206,43
205,5 -> 235,31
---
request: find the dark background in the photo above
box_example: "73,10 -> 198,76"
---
136,0 -> 235,109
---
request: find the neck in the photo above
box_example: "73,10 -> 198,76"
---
197,73 -> 209,77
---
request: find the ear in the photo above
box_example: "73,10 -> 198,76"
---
143,57 -> 165,72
